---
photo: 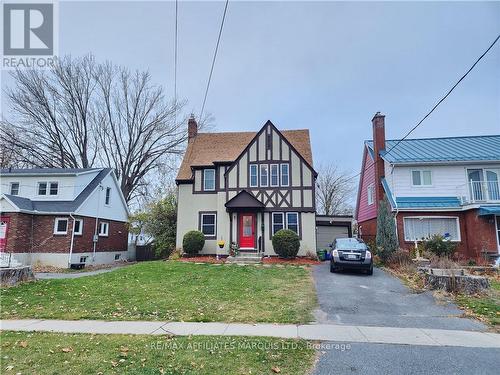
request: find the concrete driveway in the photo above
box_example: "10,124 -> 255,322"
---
312,263 -> 485,331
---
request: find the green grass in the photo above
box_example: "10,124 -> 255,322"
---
456,280 -> 500,328
0,261 -> 316,323
0,331 -> 315,375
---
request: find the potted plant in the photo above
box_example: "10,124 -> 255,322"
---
229,242 -> 239,257
217,240 -> 225,249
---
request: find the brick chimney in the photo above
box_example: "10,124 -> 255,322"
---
372,112 -> 386,203
188,115 -> 198,142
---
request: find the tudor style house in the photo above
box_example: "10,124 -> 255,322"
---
176,118 -> 317,256
356,113 -> 500,261
0,168 -> 129,267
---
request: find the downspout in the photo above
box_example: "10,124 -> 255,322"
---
92,184 -> 103,261
68,213 -> 76,267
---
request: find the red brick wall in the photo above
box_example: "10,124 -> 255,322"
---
359,217 -> 377,245
463,210 -> 497,259
1,213 -> 127,254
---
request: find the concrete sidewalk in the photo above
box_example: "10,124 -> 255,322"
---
2,319 -> 499,348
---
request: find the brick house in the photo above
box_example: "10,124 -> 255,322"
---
176,117 -> 317,257
356,113 -> 500,261
0,168 -> 129,267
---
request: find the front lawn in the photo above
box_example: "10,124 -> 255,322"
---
456,280 -> 500,330
0,331 -> 315,375
0,261 -> 316,323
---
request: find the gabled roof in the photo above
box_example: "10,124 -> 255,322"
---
365,135 -> 500,164
176,124 -> 314,181
1,168 -> 112,214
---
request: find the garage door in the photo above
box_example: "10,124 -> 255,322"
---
316,225 -> 350,251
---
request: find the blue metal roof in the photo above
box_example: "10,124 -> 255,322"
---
365,135 -> 500,164
478,205 -> 500,216
395,196 -> 462,209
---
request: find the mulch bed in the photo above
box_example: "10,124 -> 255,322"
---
262,257 -> 321,265
178,255 -> 321,265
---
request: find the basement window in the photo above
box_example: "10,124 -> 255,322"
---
114,254 -> 121,260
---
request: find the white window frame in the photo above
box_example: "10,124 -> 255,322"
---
105,187 -> 111,205
73,219 -> 83,236
49,181 -> 59,196
367,184 -> 374,206
411,170 -> 432,187
270,164 -> 279,187
286,212 -> 299,235
249,164 -> 258,187
98,221 -> 109,237
203,169 -> 216,191
260,164 -> 269,187
280,164 -> 289,187
403,216 -> 461,242
272,212 -> 285,235
54,218 -> 69,235
200,213 -> 217,237
37,182 -> 48,196
9,182 -> 19,196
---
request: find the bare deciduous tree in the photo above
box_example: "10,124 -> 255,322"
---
316,164 -> 354,215
0,54 -> 200,203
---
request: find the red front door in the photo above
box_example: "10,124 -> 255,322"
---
239,213 -> 256,248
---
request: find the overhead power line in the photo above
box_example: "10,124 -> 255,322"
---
174,0 -> 178,104
199,0 -> 229,121
346,33 -> 500,184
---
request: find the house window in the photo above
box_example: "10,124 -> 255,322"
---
203,169 -> 216,191
80,256 -> 88,263
280,164 -> 289,186
38,182 -> 47,195
49,182 -> 59,195
412,170 -> 432,186
73,219 -> 83,235
99,222 -> 109,236
105,187 -> 111,205
270,164 -> 279,187
200,213 -> 216,237
367,184 -> 374,205
249,164 -> 258,187
54,218 -> 69,235
10,182 -> 19,195
286,212 -> 299,235
403,217 -> 460,241
114,254 -> 121,260
272,213 -> 284,235
260,164 -> 269,187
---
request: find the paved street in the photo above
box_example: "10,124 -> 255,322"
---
313,342 -> 500,375
312,263 -> 485,330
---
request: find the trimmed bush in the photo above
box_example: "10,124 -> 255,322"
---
183,230 -> 205,256
272,229 -> 300,259
423,234 -> 457,258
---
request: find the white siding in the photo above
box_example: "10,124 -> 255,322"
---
0,175 -> 81,201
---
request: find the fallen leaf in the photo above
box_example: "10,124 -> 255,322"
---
61,347 -> 73,353
19,341 -> 28,348
272,366 -> 281,373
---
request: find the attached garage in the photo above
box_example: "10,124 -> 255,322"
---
316,215 -> 352,251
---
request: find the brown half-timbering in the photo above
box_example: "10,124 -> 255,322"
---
192,167 -> 219,194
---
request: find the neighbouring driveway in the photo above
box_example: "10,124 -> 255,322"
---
312,263 -> 485,331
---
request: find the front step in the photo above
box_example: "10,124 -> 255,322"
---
226,252 -> 263,264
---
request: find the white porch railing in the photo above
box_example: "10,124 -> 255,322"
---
469,181 -> 500,203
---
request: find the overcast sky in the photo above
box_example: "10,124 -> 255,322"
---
2,1 -> 499,179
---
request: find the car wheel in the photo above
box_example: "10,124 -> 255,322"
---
367,266 -> 373,275
330,263 -> 336,273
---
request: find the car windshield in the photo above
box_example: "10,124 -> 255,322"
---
335,238 -> 367,250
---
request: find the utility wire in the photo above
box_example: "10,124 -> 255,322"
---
199,0 -> 229,121
174,0 -> 178,104
346,33 -> 500,184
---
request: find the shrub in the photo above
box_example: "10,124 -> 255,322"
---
376,197 -> 398,263
183,230 -> 205,256
272,229 -> 300,259
423,234 -> 457,258
388,249 -> 412,268
428,255 -> 460,269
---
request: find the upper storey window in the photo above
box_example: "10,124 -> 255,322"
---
250,163 -> 290,188
38,181 -> 58,196
203,169 -> 216,191
412,170 -> 432,186
250,165 -> 258,187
